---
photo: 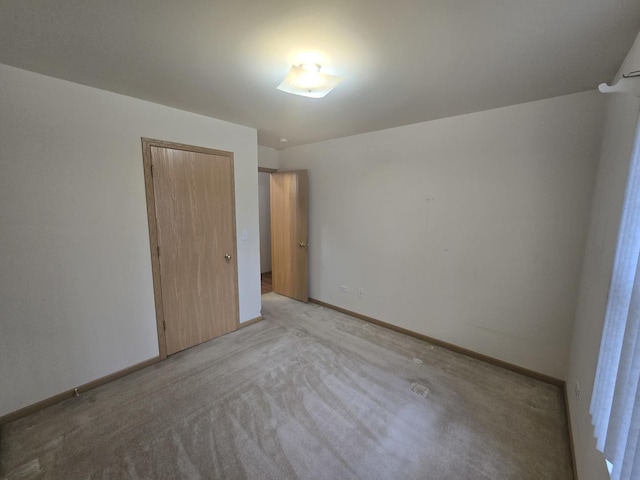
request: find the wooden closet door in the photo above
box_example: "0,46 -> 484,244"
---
151,145 -> 238,355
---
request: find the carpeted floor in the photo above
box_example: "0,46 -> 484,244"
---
0,293 -> 573,479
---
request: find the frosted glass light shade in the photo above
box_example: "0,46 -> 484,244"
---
277,65 -> 343,98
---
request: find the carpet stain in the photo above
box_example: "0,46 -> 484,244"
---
410,382 -> 431,398
527,398 -> 543,410
288,328 -> 307,338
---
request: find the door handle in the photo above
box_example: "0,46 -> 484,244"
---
299,242 -> 308,248
224,254 -> 232,262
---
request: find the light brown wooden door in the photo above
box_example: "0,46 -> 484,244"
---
270,170 -> 308,302
150,144 -> 239,355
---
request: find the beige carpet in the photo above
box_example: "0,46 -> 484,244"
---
0,293 -> 573,479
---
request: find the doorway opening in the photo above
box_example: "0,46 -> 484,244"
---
258,168 -> 309,303
258,167 -> 276,294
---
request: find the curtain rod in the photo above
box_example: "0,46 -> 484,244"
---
599,70 -> 640,96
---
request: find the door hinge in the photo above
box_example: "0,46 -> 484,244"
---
157,245 -> 160,257
163,321 -> 166,331
150,164 -> 154,177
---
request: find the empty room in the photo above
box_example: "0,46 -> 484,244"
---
1,1 -> 640,479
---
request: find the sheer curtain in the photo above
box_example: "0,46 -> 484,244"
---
591,110 -> 640,480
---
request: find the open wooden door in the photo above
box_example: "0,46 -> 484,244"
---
143,139 -> 239,357
270,170 -> 309,302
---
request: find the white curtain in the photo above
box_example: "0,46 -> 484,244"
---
591,111 -> 640,480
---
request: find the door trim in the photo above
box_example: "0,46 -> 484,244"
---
141,138 -> 240,359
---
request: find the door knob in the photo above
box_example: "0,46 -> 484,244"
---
299,242 -> 308,248
224,254 -> 232,262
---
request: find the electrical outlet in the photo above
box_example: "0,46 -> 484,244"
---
574,381 -> 580,400
340,286 -> 349,294
358,288 -> 365,297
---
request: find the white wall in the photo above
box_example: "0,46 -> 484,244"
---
0,64 -> 261,417
567,32 -> 640,480
279,91 -> 605,380
257,146 -> 277,274
258,145 -> 278,169
258,172 -> 272,273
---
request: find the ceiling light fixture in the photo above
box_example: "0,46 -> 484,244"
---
277,63 -> 343,99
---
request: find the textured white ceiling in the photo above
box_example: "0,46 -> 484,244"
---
1,0 -> 639,148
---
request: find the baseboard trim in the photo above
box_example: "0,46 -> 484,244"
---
564,384 -> 579,480
2,317 -> 265,426
0,356 -> 160,426
309,298 -> 575,472
309,297 -> 564,386
239,316 -> 263,328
